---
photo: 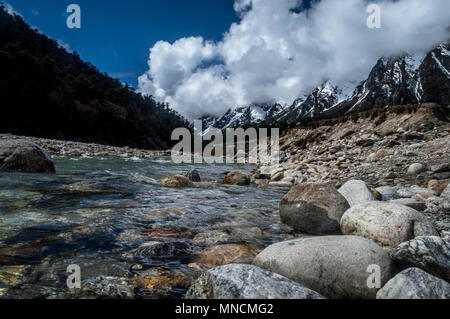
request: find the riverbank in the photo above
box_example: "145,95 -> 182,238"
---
0,134 -> 171,158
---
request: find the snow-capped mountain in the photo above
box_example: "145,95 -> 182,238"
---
200,41 -> 449,130
202,103 -> 285,131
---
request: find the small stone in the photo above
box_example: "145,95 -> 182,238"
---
185,169 -> 201,182
159,175 -> 193,188
222,171 -> 251,186
407,163 -> 425,176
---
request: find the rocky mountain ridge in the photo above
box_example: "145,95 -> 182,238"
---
202,42 -> 450,130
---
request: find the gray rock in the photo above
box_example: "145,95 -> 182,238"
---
186,264 -> 324,299
338,180 -> 376,206
0,140 -> 55,174
407,163 -> 426,176
441,184 -> 450,200
396,188 -> 415,198
185,169 -> 201,182
389,198 -> 427,211
253,236 -> 395,299
390,236 -> 450,282
279,183 -> 350,234
340,202 -> 438,247
376,268 -> 450,299
375,186 -> 398,201
431,163 -> 449,174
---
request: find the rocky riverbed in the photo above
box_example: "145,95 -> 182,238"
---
0,104 -> 449,299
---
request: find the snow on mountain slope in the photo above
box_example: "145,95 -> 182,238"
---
199,41 -> 450,130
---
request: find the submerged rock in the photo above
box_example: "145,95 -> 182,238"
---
338,180 -> 375,206
186,264 -> 324,299
390,236 -> 450,282
340,201 -> 438,247
189,244 -> 258,270
222,171 -> 251,186
0,140 -> 55,174
132,269 -> 190,298
279,183 -> 350,234
376,268 -> 450,299
70,276 -> 134,299
193,231 -> 231,244
253,236 -> 395,299
159,175 -> 193,188
124,241 -> 190,260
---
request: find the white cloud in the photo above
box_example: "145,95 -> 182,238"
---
138,0 -> 450,120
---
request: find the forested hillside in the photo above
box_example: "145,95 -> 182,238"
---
0,5 -> 190,149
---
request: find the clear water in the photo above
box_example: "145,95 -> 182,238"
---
0,156 -> 298,299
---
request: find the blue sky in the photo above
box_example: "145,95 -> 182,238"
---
5,0 -> 239,87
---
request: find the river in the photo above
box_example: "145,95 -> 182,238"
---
0,155 -> 301,298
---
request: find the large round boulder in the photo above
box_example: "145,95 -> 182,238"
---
186,264 -> 324,299
253,236 -> 395,299
279,183 -> 350,234
222,171 -> 251,186
0,140 -> 55,174
338,180 -> 375,206
390,236 -> 450,282
376,268 -> 450,299
340,202 -> 438,247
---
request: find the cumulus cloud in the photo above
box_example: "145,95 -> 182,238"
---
138,0 -> 450,120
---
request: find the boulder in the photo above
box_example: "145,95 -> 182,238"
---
159,174 -> 193,188
222,171 -> 251,186
185,169 -> 201,182
390,236 -> 450,282
0,140 -> 55,174
376,268 -> 450,299
253,236 -> 395,299
338,180 -> 376,206
279,183 -> 350,234
186,264 -> 324,299
340,202 -> 438,247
